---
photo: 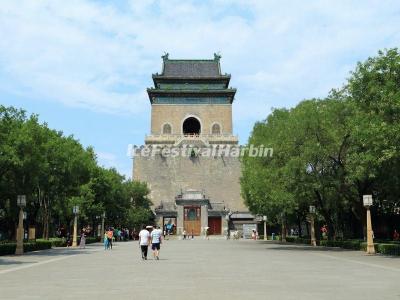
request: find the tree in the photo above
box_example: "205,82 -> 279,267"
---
241,48 -> 400,240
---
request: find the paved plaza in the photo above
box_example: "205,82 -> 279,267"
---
0,239 -> 399,300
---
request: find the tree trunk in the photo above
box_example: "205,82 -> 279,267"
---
42,197 -> 50,240
281,219 -> 287,242
297,215 -> 302,237
314,189 -> 336,240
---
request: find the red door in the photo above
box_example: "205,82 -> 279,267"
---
184,206 -> 201,236
208,217 -> 222,235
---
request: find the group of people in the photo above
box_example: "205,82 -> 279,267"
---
138,225 -> 163,260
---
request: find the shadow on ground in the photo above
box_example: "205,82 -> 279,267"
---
0,245 -> 101,264
0,259 -> 36,265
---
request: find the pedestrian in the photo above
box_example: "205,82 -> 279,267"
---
104,232 -> 109,250
79,231 -> 86,249
107,228 -> 113,250
66,233 -> 72,247
321,225 -> 328,240
151,225 -> 162,260
394,229 -> 399,241
139,225 -> 150,260
191,230 -> 194,240
183,229 -> 187,240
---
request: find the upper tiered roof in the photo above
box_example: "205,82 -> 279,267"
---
161,53 -> 221,78
148,53 -> 235,104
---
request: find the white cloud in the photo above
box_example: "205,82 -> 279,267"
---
1,0 -> 399,118
1,0 -> 400,170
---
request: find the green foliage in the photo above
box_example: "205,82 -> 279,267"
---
241,48 -> 400,239
85,237 -> 100,244
376,243 -> 400,256
43,238 -> 67,247
0,243 -> 16,255
0,105 -> 152,240
286,237 -> 400,256
0,240 -> 52,256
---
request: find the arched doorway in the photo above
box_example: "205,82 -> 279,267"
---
182,117 -> 201,135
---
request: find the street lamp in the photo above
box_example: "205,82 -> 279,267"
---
263,216 -> 268,240
15,195 -> 26,255
72,205 -> 79,247
309,205 -> 316,246
363,195 -> 375,254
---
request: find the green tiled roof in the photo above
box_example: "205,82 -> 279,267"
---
160,53 -> 223,78
147,53 -> 236,104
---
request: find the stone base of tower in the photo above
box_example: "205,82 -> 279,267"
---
133,149 -> 257,236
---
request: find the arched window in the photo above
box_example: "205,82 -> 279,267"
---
183,117 -> 201,135
163,123 -> 172,134
211,123 -> 221,135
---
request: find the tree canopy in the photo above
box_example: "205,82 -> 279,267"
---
241,48 -> 400,239
0,107 -> 152,239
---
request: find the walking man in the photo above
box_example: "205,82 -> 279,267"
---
151,225 -> 162,260
139,225 -> 150,260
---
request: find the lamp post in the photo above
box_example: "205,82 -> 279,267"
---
363,195 -> 375,254
72,205 -> 79,247
263,216 -> 268,240
15,195 -> 26,255
309,205 -> 316,246
100,212 -> 105,242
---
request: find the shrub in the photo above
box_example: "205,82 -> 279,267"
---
376,243 -> 400,256
0,240 -> 52,256
47,238 -> 67,247
24,240 -> 52,252
285,237 -> 296,243
285,237 -> 400,256
85,237 -> 100,244
284,237 -> 311,245
0,243 -> 17,255
360,242 -> 368,251
342,240 -> 363,250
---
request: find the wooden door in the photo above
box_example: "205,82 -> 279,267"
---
183,206 -> 201,236
208,217 -> 222,235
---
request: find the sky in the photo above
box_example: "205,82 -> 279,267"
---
1,0 -> 399,179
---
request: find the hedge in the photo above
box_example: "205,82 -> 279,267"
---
376,243 -> 400,256
0,236 -> 101,256
38,238 -> 67,247
286,237 -> 400,256
40,236 -> 100,248
286,237 -> 310,244
85,237 -> 100,244
0,240 -> 52,256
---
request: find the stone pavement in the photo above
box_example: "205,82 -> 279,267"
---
0,238 -> 399,300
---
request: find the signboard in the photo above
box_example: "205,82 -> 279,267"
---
28,227 -> 36,240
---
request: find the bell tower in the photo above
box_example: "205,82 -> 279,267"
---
145,53 -> 238,146
133,54 -> 253,236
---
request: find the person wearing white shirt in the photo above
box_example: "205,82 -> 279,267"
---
138,225 -> 150,260
151,225 -> 163,260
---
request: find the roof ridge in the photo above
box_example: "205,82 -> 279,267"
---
166,59 -> 217,62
